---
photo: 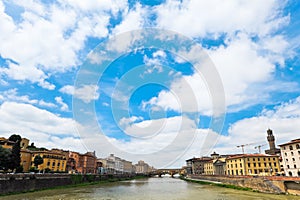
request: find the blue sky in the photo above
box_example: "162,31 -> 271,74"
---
0,0 -> 300,168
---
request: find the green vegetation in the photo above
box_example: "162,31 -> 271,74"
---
0,135 -> 22,172
33,155 -> 43,168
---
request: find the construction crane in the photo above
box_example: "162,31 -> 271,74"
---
254,144 -> 267,153
237,144 -> 251,154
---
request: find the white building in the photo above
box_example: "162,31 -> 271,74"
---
279,139 -> 300,177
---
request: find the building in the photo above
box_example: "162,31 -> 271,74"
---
204,160 -> 214,175
279,138 -> 300,177
20,149 -> 32,172
0,137 -> 16,149
31,150 -> 67,172
226,154 -> 280,176
203,152 -> 227,175
68,151 -> 97,174
213,157 -> 227,175
265,129 -> 281,155
135,160 -> 150,174
123,159 -> 133,174
107,154 -> 124,174
189,157 -> 212,175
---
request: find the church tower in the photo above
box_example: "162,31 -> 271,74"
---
265,129 -> 280,155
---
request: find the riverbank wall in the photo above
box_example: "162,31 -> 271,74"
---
187,175 -> 300,195
0,173 -> 136,195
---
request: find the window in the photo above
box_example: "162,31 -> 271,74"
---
47,162 -> 50,166
258,158 -> 260,161
294,164 -> 297,169
291,152 -> 294,156
296,144 -> 300,149
263,158 -> 266,161
290,145 -> 293,150
273,158 -> 275,161
236,170 -> 238,175
235,164 -> 237,168
254,163 -> 256,167
253,158 -> 255,161
240,163 -> 242,167
274,163 -> 277,167
248,163 -> 251,167
287,165 -> 290,169
283,146 -> 286,150
258,163 -> 261,167
254,169 -> 258,174
286,159 -> 288,162
293,158 -> 295,162
264,163 -> 267,167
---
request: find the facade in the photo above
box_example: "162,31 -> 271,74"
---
226,154 -> 280,176
79,152 -> 97,174
279,138 -> 300,177
192,157 -> 212,174
20,149 -> 32,172
107,154 -> 124,174
204,160 -> 214,175
68,151 -> 97,174
265,129 -> 281,155
135,160 -> 150,174
31,150 -> 67,172
213,157 -> 227,175
123,159 -> 133,174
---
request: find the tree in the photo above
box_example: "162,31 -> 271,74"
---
10,140 -> 21,172
33,155 -> 44,169
0,146 -> 12,172
8,134 -> 22,142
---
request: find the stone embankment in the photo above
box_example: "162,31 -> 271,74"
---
0,173 -> 136,195
188,175 -> 300,195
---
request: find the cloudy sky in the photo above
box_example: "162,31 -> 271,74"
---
0,0 -> 300,168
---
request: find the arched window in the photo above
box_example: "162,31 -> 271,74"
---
296,144 -> 300,149
289,171 -> 293,176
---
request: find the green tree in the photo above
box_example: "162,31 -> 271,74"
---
8,134 -> 22,142
33,155 -> 44,168
0,146 -> 12,172
10,140 -> 21,171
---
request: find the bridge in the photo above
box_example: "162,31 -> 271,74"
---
150,168 -> 182,177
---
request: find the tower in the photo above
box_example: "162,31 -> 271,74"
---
265,129 -> 281,155
267,129 -> 275,151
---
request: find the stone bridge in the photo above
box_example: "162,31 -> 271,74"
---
150,168 -> 182,177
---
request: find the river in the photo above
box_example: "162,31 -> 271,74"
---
1,177 -> 299,200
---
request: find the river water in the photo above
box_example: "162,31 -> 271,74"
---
1,177 -> 299,200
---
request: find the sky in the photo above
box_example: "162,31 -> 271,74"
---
0,0 -> 300,168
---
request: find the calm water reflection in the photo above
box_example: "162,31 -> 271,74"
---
1,177 -> 299,200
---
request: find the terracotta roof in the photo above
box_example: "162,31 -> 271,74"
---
278,138 -> 300,146
226,153 -> 279,160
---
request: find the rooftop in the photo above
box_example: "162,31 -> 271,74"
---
278,138 -> 300,146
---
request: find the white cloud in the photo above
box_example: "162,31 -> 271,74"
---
155,0 -> 289,38
142,72 -> 212,114
0,101 -> 86,152
55,96 -> 69,111
0,0 -> 127,89
60,84 -> 99,103
112,3 -> 146,35
0,88 -> 56,108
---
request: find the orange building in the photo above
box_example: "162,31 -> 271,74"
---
69,151 -> 97,174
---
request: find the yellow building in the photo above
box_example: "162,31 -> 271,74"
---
226,154 -> 280,176
31,150 -> 67,172
20,149 -> 32,172
204,160 -> 214,175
